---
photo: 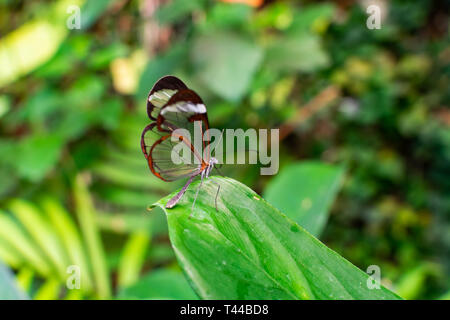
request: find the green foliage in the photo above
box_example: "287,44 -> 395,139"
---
264,162 -> 345,237
265,33 -> 329,73
0,0 -> 82,86
154,177 -> 400,300
191,32 -> 263,101
118,269 -> 198,300
74,174 -> 111,299
156,0 -> 205,25
0,0 -> 448,300
0,262 -> 28,300
14,134 -> 63,182
117,230 -> 151,288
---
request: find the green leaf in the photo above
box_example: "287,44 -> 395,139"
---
81,0 -> 115,29
40,197 -> 94,292
155,0 -> 205,25
263,162 -> 345,237
15,267 -> 34,293
96,186 -> 159,208
208,3 -> 252,28
87,43 -> 128,70
8,199 -> 70,279
117,269 -> 198,300
20,88 -> 62,123
0,0 -> 84,88
95,212 -> 154,234
0,95 -> 11,118
394,264 -> 436,300
154,177 -> 400,300
137,44 -> 187,101
191,32 -> 263,101
264,33 -> 329,73
440,290 -> 450,300
73,174 -> 111,299
33,278 -> 60,300
0,262 -> 28,300
14,134 -> 63,182
0,240 -> 22,268
117,230 -> 151,288
0,212 -> 52,277
287,3 -> 335,34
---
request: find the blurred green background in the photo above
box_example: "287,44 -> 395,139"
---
0,0 -> 449,299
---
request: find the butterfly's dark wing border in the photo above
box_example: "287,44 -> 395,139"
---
157,89 -> 208,130
157,89 -> 211,162
147,76 -> 188,120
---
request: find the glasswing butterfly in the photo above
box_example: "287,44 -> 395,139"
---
140,76 -> 222,213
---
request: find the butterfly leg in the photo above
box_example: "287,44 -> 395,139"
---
209,179 -> 221,212
165,175 -> 195,209
190,171 -> 205,218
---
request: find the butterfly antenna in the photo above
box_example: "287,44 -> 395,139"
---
217,129 -> 225,146
214,166 -> 225,177
212,129 -> 225,158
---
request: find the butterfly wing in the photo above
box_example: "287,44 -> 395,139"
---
142,80 -> 211,181
141,123 -> 202,181
157,89 -> 211,163
147,76 -> 188,120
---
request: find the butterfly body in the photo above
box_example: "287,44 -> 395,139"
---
141,76 -> 221,212
165,156 -> 218,209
